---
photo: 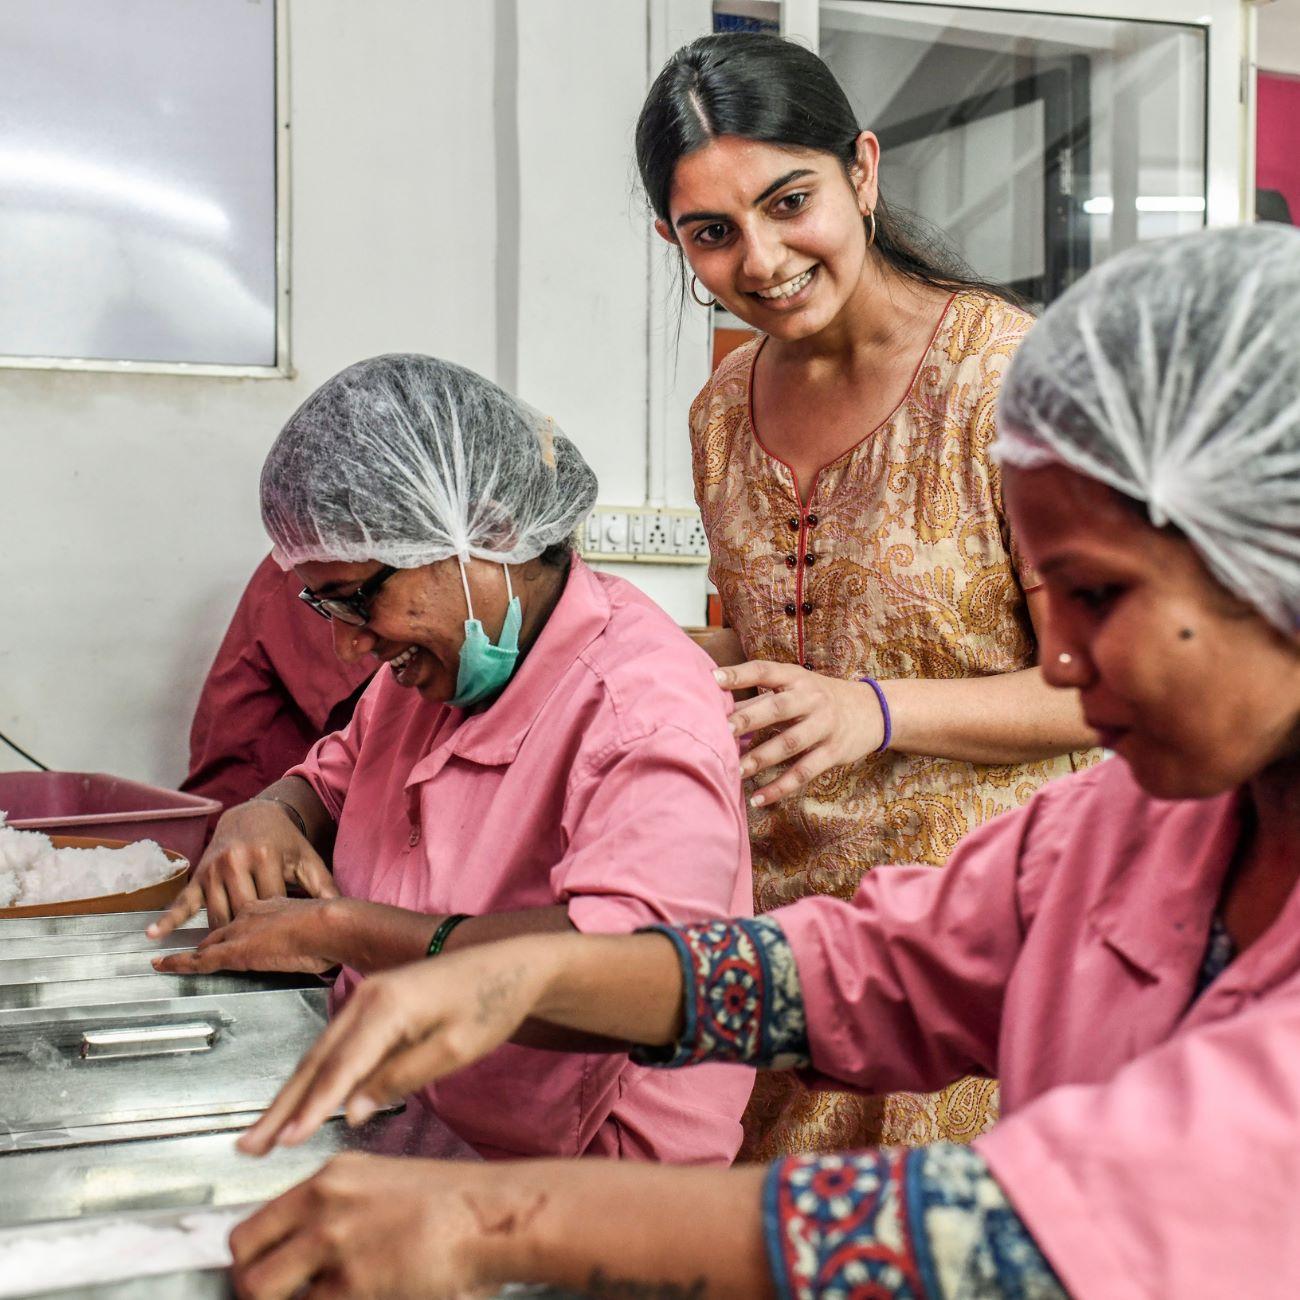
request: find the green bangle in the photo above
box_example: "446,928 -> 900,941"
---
426,913 -> 472,957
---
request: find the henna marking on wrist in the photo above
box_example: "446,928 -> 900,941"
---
461,1190 -> 548,1237
473,965 -> 525,1026
584,1267 -> 708,1298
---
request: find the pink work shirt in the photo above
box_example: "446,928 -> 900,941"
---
289,559 -> 753,1162
775,756 -> 1300,1298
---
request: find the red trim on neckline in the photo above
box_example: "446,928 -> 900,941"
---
744,289 -> 961,496
742,291 -> 961,671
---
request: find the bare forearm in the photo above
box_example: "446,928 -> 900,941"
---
318,910 -> 684,1053
530,930 -> 686,1046
467,1161 -> 774,1298
884,667 -> 1096,763
323,901 -> 575,977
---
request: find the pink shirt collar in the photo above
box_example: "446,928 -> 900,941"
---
1086,786 -> 1253,987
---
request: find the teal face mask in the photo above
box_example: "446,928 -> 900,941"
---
449,558 -> 522,708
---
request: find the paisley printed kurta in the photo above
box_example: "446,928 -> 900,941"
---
689,290 -> 1100,1158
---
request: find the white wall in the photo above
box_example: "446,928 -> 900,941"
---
1,0 -> 714,788
1258,0 -> 1300,76
2,0 -> 501,785
511,0 -> 712,625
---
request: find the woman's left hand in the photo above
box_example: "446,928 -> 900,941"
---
715,661 -> 886,806
152,897 -> 340,977
229,1152 -> 498,1299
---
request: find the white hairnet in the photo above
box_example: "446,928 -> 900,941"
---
995,225 -> 1300,633
261,354 -> 598,568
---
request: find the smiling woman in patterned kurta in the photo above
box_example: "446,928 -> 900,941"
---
637,33 -> 1101,1159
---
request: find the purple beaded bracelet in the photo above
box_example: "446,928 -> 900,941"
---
857,676 -> 892,752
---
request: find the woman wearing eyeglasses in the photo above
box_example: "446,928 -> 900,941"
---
149,353 -> 754,1164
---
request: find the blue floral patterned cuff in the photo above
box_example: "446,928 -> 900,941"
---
764,1148 -> 926,1299
631,917 -> 810,1069
762,1144 -> 1065,1300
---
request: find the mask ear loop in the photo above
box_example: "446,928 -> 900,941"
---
503,563 -> 515,604
457,555 -> 475,621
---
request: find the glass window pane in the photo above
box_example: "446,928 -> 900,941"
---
0,0 -> 277,367
820,2 -> 1207,307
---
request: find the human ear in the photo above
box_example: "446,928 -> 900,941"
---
653,217 -> 678,246
850,131 -> 881,214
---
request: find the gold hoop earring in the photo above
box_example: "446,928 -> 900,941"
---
865,209 -> 878,250
689,274 -> 716,308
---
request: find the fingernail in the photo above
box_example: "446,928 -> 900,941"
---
347,1095 -> 378,1125
145,925 -> 158,938
750,794 -> 765,808
712,669 -> 726,683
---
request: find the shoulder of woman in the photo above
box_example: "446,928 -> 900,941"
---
689,336 -> 762,436
1003,759 -> 1146,917
943,289 -> 1035,364
571,578 -> 738,756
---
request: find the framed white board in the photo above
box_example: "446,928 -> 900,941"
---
0,0 -> 288,375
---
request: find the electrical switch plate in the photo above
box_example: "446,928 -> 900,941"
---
683,516 -> 709,556
580,506 -> 710,565
600,512 -> 630,553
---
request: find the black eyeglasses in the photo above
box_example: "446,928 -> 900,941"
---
298,565 -> 398,626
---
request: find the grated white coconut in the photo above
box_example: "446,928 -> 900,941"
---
0,813 -> 177,908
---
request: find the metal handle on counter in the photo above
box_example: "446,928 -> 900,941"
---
80,1021 -> 218,1060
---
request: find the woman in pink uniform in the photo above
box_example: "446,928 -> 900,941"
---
151,353 -> 753,1163
228,226 -> 1300,1299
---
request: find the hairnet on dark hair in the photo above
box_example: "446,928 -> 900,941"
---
996,226 -> 1300,633
261,354 -> 598,568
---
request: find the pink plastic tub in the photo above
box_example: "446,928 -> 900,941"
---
0,772 -> 220,865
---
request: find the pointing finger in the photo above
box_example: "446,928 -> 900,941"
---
147,880 -> 203,940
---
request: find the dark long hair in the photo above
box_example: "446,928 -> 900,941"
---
635,32 -> 1022,309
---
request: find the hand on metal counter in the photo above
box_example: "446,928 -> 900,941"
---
229,1152 -> 504,1300
716,660 -> 887,807
236,935 -> 558,1156
147,783 -> 338,938
152,895 -> 340,976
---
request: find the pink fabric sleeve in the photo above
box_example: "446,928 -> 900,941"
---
283,678 -> 378,822
772,798 -> 1040,1095
978,989 -> 1300,1299
556,724 -> 751,935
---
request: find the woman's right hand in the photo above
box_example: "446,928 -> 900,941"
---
148,800 -> 338,939
230,1153 -> 508,1300
236,936 -> 553,1156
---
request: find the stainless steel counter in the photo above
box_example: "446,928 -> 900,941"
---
0,912 -> 206,940
0,1104 -> 474,1227
0,1114 -> 582,1298
0,910 -> 590,1298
